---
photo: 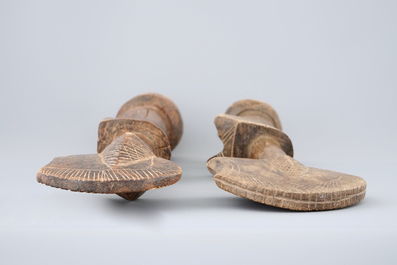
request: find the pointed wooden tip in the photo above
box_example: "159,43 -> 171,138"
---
116,191 -> 146,201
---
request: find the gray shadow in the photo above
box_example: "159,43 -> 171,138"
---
101,197 -> 166,226
105,195 -> 290,214
230,197 -> 294,213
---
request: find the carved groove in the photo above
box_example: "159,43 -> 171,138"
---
207,99 -> 367,211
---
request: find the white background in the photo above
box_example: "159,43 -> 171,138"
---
1,1 -> 396,264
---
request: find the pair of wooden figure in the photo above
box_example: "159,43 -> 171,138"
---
37,93 -> 366,211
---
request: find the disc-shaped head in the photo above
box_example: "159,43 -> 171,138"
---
37,133 -> 181,194
207,155 -> 366,211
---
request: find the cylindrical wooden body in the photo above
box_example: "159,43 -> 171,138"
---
118,107 -> 169,137
225,99 -> 282,130
116,93 -> 183,150
213,99 -> 293,160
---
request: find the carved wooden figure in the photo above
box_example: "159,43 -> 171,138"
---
37,93 -> 183,201
207,100 -> 367,211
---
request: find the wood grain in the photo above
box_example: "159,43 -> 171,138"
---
37,133 -> 181,194
116,93 -> 183,150
207,99 -> 367,211
37,93 -> 183,201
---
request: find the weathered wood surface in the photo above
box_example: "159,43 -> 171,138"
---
37,93 -> 183,201
98,118 -> 171,159
38,133 -> 181,195
209,114 -> 293,160
207,99 -> 367,211
116,93 -> 183,150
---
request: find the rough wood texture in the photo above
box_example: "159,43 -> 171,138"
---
116,93 -> 183,150
207,99 -> 367,211
98,118 -> 171,159
209,114 -> 293,160
38,133 -> 181,197
37,93 -> 183,201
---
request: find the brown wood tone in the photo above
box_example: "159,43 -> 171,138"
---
37,93 -> 183,201
116,93 -> 183,150
98,118 -> 171,160
207,99 -> 367,211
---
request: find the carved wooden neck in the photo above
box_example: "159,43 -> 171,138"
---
118,106 -> 169,141
117,106 -> 169,155
210,99 -> 293,161
116,93 -> 183,150
257,143 -> 287,160
98,93 -> 183,161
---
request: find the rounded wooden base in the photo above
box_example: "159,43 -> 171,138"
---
37,133 -> 182,199
208,156 -> 367,211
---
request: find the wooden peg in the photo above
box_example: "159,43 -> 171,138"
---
207,99 -> 367,211
37,93 -> 183,201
